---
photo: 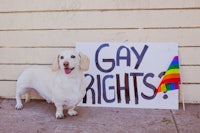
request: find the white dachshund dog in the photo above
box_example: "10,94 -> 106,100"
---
15,49 -> 90,119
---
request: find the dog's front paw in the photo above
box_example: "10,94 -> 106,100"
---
15,103 -> 23,110
68,109 -> 78,116
56,112 -> 64,119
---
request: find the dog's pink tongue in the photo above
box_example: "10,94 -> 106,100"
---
64,68 -> 71,74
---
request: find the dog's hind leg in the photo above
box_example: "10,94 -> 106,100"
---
15,86 -> 27,110
25,93 -> 31,103
15,94 -> 23,110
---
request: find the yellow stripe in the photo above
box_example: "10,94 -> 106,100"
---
161,84 -> 166,92
165,69 -> 180,75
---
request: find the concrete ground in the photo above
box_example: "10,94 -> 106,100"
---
0,99 -> 200,133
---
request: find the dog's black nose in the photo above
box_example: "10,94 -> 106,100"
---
63,61 -> 69,67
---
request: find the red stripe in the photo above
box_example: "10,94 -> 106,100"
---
160,78 -> 180,84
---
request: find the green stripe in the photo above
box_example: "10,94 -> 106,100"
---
166,84 -> 171,91
168,64 -> 179,70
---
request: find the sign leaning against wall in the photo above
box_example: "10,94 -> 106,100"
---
76,42 -> 180,109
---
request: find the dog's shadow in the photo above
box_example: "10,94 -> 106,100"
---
22,100 -> 82,119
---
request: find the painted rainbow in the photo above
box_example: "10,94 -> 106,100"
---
156,56 -> 181,93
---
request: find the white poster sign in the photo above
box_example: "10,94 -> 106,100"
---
76,42 -> 180,109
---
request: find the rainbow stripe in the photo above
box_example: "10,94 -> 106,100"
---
156,56 -> 181,93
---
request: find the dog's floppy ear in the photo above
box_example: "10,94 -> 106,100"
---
79,52 -> 90,71
52,55 -> 60,72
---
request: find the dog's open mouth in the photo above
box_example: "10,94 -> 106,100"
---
64,67 -> 74,74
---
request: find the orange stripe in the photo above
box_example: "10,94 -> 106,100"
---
157,86 -> 162,93
163,74 -> 180,80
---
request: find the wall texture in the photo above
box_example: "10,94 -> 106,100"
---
0,0 -> 200,103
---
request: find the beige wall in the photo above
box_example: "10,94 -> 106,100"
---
0,0 -> 200,103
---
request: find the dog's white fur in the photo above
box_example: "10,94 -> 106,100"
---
15,50 -> 90,119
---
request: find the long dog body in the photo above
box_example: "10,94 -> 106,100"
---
15,50 -> 90,119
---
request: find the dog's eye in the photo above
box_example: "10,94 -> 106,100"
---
60,56 -> 64,59
71,55 -> 76,58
